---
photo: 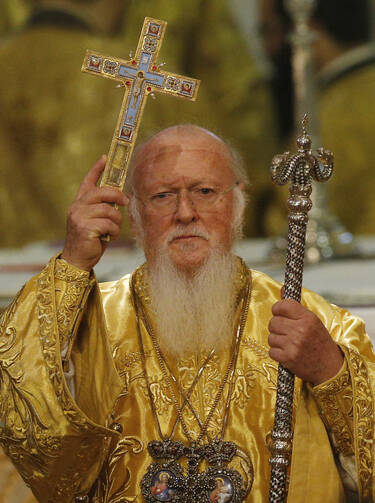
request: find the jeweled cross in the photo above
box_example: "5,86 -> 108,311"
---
82,17 -> 200,191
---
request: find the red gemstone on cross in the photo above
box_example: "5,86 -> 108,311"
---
152,65 -> 157,71
147,86 -> 152,92
121,127 -> 131,138
125,81 -> 131,86
131,60 -> 137,66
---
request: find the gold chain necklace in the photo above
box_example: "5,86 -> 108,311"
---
130,265 -> 254,503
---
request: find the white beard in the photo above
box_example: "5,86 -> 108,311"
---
148,249 -> 237,359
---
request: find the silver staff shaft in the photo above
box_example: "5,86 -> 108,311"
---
267,116 -> 333,502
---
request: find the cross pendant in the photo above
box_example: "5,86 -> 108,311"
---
82,17 -> 200,191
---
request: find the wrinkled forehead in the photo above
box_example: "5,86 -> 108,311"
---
132,131 -> 233,180
135,144 -> 230,167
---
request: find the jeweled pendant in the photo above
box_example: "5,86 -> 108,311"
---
141,461 -> 187,502
141,439 -> 250,503
194,466 -> 247,503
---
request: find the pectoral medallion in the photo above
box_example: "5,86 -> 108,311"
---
141,439 -> 251,503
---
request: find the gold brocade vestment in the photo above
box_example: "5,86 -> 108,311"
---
0,255 -> 375,502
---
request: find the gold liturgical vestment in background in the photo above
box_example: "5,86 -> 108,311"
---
0,255 -> 374,502
0,0 -> 278,247
319,45 -> 375,235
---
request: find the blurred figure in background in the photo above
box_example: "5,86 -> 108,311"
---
0,0 -> 29,36
259,0 -> 375,235
312,0 -> 375,235
0,0 -> 130,247
0,3 -> 127,498
0,454 -> 36,503
0,0 -> 278,248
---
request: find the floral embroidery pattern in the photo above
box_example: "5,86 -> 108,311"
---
140,375 -> 173,415
37,263 -> 103,433
312,363 -> 354,457
231,366 -> 256,408
178,353 -> 224,439
348,348 -> 374,501
34,259 -> 117,501
92,435 -> 143,503
0,289 -> 58,487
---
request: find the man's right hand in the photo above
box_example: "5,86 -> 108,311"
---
61,156 -> 129,271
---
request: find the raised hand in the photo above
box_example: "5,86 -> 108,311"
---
268,298 -> 344,386
61,156 -> 128,271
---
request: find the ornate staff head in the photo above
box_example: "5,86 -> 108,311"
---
270,115 -> 334,300
270,115 -> 333,190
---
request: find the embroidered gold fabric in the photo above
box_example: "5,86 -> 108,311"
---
312,358 -> 354,456
1,256 -> 375,502
347,346 -> 374,501
320,57 -> 375,234
0,258 -> 123,502
54,258 -> 94,365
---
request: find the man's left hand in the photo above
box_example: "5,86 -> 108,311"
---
268,299 -> 344,386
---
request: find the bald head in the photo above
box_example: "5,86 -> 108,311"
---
126,124 -> 248,194
135,124 -> 229,158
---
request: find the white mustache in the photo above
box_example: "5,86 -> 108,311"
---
167,225 -> 210,243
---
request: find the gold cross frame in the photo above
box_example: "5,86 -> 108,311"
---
82,17 -> 200,192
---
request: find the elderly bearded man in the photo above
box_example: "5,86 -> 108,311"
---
0,125 -> 374,503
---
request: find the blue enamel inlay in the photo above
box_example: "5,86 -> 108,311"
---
125,83 -> 143,125
139,52 -> 151,72
144,72 -> 165,87
118,65 -> 138,78
118,53 -> 166,127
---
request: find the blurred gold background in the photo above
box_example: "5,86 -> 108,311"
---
0,0 -> 280,249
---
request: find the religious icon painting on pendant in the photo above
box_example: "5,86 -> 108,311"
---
151,470 -> 176,501
208,475 -> 234,503
141,461 -> 187,502
196,465 -> 247,503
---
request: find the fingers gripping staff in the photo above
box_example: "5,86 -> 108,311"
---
82,17 -> 200,240
267,116 -> 333,503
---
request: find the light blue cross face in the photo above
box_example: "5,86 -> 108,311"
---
118,52 -> 165,127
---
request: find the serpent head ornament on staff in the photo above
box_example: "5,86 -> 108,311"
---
270,116 -> 333,187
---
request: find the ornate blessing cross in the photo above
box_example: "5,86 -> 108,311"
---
82,17 -> 200,191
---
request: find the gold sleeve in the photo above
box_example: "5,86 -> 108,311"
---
304,298 -> 375,500
312,357 -> 354,456
0,255 -> 123,502
54,258 -> 94,371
